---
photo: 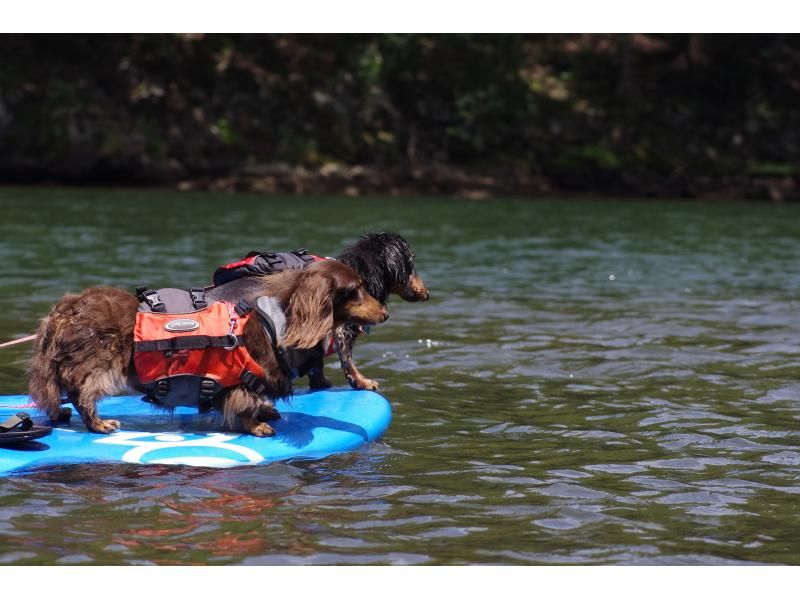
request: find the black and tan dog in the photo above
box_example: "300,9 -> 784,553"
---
330,232 -> 429,390
209,232 -> 429,391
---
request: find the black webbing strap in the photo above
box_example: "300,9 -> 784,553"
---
241,370 -> 269,395
235,299 -> 252,317
199,379 -> 216,400
148,378 -> 218,402
0,412 -> 33,433
134,334 -> 244,353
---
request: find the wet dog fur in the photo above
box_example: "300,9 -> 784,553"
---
322,232 -> 430,390
208,232 -> 429,391
28,260 -> 388,436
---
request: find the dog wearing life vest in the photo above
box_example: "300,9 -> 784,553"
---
28,260 -> 388,436
209,232 -> 429,391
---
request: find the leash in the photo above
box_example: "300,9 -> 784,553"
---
0,334 -> 37,350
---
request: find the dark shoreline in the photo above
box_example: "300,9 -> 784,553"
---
2,164 -> 799,202
4,35 -> 800,205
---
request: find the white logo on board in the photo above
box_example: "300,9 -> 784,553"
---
94,431 -> 265,467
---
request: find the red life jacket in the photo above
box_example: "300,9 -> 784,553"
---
212,248 -> 324,286
133,288 -> 269,407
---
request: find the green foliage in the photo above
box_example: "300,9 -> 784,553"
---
0,34 -> 798,190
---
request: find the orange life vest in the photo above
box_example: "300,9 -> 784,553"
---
133,288 -> 268,407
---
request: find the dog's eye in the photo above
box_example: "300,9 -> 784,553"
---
338,287 -> 359,300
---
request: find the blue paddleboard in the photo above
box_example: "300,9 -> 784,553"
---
0,389 -> 391,476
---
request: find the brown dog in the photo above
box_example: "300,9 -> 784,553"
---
208,232 -> 429,392
28,260 -> 388,437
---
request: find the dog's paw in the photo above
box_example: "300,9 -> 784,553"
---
361,379 -> 380,391
250,422 -> 276,437
89,418 -> 121,434
350,376 -> 380,391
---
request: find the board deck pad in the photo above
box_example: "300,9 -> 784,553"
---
0,389 -> 391,475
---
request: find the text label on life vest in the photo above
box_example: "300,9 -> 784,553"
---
164,319 -> 200,333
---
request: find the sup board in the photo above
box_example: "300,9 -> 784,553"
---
0,389 -> 391,476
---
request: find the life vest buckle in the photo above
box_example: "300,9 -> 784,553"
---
140,289 -> 166,313
190,288 -> 208,311
155,379 -> 170,398
199,378 -> 216,400
234,299 -> 252,317
263,253 -> 283,269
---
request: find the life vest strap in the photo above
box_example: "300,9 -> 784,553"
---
253,299 -> 280,348
234,298 -> 252,317
142,375 -> 221,407
241,370 -> 270,395
134,334 -> 244,353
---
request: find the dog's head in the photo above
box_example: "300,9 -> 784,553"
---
339,232 -> 430,304
282,260 -> 388,350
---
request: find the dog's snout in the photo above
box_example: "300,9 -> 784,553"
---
381,308 -> 390,322
406,273 -> 429,302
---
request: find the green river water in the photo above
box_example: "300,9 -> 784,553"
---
1,188 -> 799,565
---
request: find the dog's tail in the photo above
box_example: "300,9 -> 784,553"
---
28,312 -> 66,421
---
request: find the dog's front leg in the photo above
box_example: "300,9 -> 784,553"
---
334,323 -> 380,391
342,362 -> 380,391
307,356 -> 333,390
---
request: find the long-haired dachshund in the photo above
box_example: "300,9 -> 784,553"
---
210,232 -> 429,391
330,232 -> 429,390
28,260 -> 388,436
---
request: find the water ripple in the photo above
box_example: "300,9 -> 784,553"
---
2,192 -> 800,563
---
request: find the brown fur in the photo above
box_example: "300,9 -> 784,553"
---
393,273 -> 429,303
325,232 -> 429,390
28,260 -> 387,436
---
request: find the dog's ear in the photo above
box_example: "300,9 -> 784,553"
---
282,269 -> 334,350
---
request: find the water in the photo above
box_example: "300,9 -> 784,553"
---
1,188 -> 800,565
